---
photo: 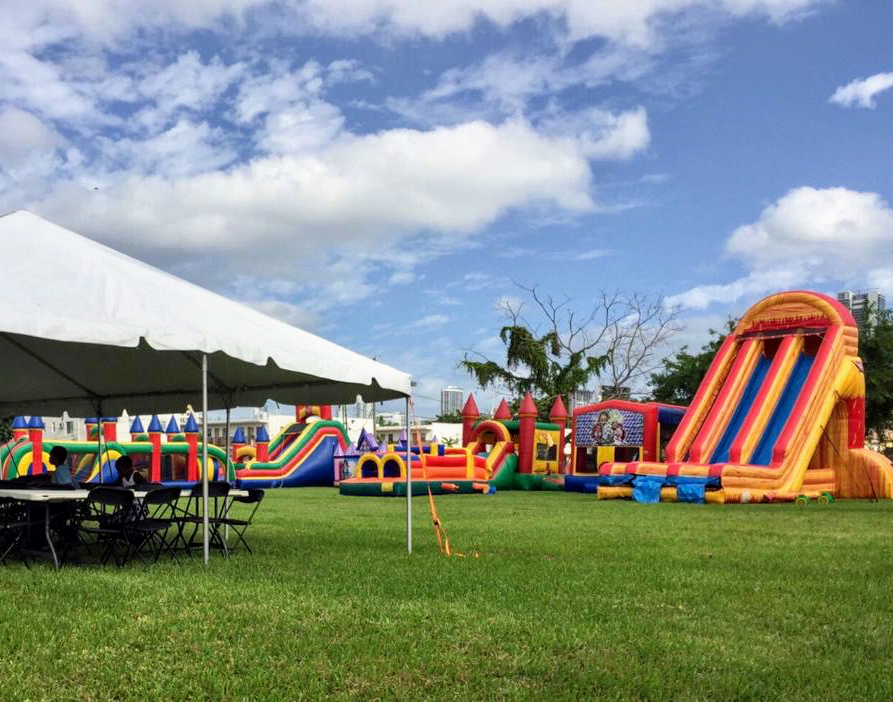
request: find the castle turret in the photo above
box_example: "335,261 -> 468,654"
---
28,416 -> 45,475
255,425 -> 270,462
517,392 -> 537,475
231,426 -> 246,461
130,416 -> 145,441
147,415 -> 163,482
165,416 -> 180,442
184,414 -> 200,481
461,394 -> 480,446
549,395 -> 568,474
11,416 -> 28,440
101,416 -> 117,442
494,399 -> 512,421
84,417 -> 99,442
333,442 -> 344,482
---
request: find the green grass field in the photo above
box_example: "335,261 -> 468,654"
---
1,489 -> 892,701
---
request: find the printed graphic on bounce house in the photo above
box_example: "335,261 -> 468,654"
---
575,409 -> 643,447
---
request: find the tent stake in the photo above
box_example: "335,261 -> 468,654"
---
202,354 -> 210,565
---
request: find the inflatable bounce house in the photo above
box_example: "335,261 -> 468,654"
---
234,404 -> 348,488
1,414 -> 232,486
592,290 -> 893,503
339,392 -> 569,496
565,400 -> 686,493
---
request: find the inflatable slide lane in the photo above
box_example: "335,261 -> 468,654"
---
598,290 -> 893,503
236,420 -> 348,488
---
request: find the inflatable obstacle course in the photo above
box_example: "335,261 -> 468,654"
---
339,393 -> 569,496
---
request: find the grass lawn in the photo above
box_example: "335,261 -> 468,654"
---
1,489 -> 892,701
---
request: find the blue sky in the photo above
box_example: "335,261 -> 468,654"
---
1,1 -> 892,416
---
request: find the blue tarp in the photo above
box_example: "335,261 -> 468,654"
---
676,482 -> 706,503
632,476 -> 663,503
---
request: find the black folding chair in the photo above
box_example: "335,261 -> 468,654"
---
222,489 -> 264,554
0,498 -> 30,566
179,481 -> 231,558
77,487 -> 137,566
124,487 -> 181,563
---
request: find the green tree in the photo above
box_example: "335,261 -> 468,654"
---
649,320 -> 736,406
859,307 -> 893,437
0,417 -> 11,443
434,411 -> 463,423
461,285 -> 679,420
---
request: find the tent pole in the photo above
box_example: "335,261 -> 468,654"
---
202,354 -> 210,566
406,395 -> 412,554
224,406 -> 231,543
96,403 -> 103,485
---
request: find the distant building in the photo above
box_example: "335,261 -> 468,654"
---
838,290 -> 886,328
353,395 -> 369,419
440,385 -> 463,415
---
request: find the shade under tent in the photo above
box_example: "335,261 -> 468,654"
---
0,210 -> 414,562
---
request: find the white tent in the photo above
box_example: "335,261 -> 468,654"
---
0,210 -> 410,416
0,210 -> 414,561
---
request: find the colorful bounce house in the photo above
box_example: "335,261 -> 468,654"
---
581,290 -> 893,503
339,393 -> 569,496
565,400 -> 686,493
1,415 -> 232,486
234,405 -> 348,488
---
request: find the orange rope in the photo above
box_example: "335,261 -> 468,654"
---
410,400 -> 463,557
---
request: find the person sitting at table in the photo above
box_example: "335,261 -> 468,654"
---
49,446 -> 77,489
112,455 -> 147,488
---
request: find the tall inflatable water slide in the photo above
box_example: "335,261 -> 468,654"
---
597,290 -> 893,503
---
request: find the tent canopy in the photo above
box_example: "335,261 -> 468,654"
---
0,210 -> 411,416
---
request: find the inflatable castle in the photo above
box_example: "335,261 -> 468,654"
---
1,414 -> 232,486
339,392 -> 569,496
585,290 -> 893,503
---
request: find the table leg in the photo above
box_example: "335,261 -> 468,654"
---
45,503 -> 59,570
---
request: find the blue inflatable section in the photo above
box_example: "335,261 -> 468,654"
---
236,434 -> 338,489
751,352 -> 814,465
566,473 -> 718,503
710,353 -> 771,464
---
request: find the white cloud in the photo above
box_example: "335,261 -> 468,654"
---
539,106 -> 650,160
412,314 -> 450,329
667,266 -> 809,309
447,272 -> 495,292
668,186 -> 893,309
235,60 -> 327,123
829,72 -> 893,109
389,271 -> 417,285
0,47 -> 105,124
7,0 -> 825,47
297,0 -> 822,46
138,51 -> 244,125
0,107 -> 66,165
725,187 -> 893,272
31,119 -> 595,288
98,119 -> 237,177
257,101 -> 344,154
